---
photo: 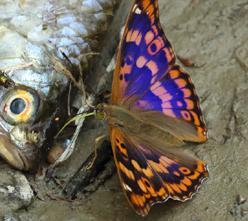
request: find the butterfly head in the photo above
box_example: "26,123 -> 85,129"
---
95,103 -> 107,120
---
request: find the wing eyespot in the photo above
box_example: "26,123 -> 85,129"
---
179,167 -> 192,175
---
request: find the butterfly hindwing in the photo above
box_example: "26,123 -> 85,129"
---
111,0 -> 175,104
111,127 -> 168,216
111,127 -> 208,216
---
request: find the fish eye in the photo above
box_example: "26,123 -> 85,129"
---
0,88 -> 41,125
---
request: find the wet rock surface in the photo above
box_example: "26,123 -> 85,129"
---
0,0 -> 248,220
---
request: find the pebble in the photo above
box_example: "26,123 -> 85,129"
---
236,194 -> 247,205
0,165 -> 34,214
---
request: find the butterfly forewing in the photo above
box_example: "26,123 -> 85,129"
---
111,0 -> 175,104
111,0 -> 207,142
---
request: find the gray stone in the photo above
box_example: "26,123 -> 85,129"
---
0,165 -> 33,217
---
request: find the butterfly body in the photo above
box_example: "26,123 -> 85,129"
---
105,0 -> 208,216
104,104 -> 184,147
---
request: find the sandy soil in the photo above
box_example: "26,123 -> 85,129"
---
1,0 -> 248,220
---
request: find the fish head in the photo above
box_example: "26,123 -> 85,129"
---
0,74 -> 69,171
0,27 -> 70,171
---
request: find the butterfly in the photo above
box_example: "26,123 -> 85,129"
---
103,0 -> 208,216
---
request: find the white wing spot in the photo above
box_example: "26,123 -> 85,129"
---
134,6 -> 142,14
123,183 -> 132,192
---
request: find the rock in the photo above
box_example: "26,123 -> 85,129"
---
0,164 -> 33,216
237,194 -> 247,205
2,214 -> 20,221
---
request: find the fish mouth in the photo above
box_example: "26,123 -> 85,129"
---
0,128 -> 39,171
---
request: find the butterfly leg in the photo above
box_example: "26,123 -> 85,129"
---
86,134 -> 109,169
63,137 -> 115,198
177,55 -> 205,68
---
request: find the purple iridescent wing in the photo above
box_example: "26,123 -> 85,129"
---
131,65 -> 208,142
111,0 -> 175,104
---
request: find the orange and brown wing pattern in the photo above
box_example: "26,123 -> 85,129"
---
110,127 -> 208,216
